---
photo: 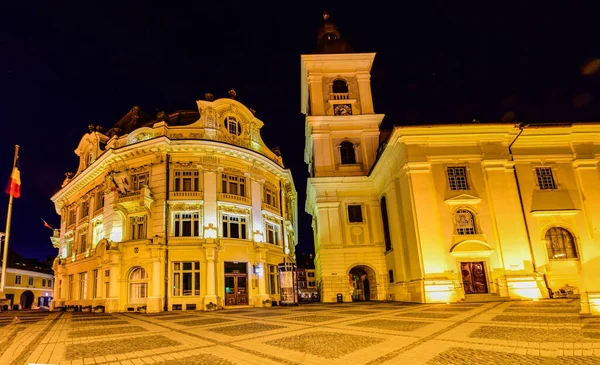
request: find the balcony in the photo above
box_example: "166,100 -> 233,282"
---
115,187 -> 154,211
331,92 -> 350,100
262,203 -> 280,215
169,191 -> 203,200
218,193 -> 251,206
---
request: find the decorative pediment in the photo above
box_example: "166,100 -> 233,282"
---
531,209 -> 579,217
444,193 -> 482,205
450,240 -> 493,258
127,127 -> 155,145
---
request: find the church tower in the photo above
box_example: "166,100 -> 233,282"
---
302,12 -> 388,303
302,11 -> 385,177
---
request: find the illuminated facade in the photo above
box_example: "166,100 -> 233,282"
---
50,96 -> 297,313
303,14 -> 600,315
2,264 -> 54,309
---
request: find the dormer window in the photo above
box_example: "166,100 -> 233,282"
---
224,116 -> 241,136
340,141 -> 356,164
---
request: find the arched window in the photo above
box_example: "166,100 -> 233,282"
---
129,267 -> 148,303
545,227 -> 578,259
455,209 -> 476,235
224,116 -> 241,136
340,141 -> 356,164
332,79 -> 348,93
381,196 -> 392,251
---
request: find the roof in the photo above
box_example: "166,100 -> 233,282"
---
313,11 -> 354,54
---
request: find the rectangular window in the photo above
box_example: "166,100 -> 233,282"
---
536,167 -> 557,190
48,279 -> 52,288
347,204 -> 363,223
68,275 -> 74,300
308,272 -> 315,278
221,174 -> 246,196
132,172 -> 149,191
388,269 -> 394,283
15,275 -> 21,285
94,190 -> 105,211
92,269 -> 98,298
174,171 -> 200,192
268,265 -> 280,294
68,208 -> 76,226
264,186 -> 278,208
105,281 -> 110,298
130,216 -> 147,240
78,231 -> 88,253
265,222 -> 280,245
93,223 -> 104,247
28,277 -> 34,286
80,200 -> 90,219
222,214 -> 247,239
447,166 -> 469,191
173,212 -> 200,237
79,272 -> 88,299
66,239 -> 74,257
172,261 -> 200,296
42,279 -> 46,287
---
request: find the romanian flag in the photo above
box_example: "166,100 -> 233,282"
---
41,218 -> 54,230
5,166 -> 20,198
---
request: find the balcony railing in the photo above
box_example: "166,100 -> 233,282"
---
262,203 -> 280,215
170,191 -> 203,200
331,92 -> 350,100
217,193 -> 251,206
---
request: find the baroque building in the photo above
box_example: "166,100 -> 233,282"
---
50,95 -> 297,312
303,13 -> 600,315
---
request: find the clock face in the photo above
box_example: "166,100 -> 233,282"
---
334,104 -> 352,116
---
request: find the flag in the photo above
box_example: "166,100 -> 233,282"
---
41,218 -> 54,230
5,166 -> 21,198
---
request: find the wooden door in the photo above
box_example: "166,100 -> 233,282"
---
225,275 -> 248,305
461,262 -> 488,294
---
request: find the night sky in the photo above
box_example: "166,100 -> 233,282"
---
1,2 -> 599,261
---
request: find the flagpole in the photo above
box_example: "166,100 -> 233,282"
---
1,145 -> 19,294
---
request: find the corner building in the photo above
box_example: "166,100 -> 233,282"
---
303,14 -> 600,315
51,97 -> 297,312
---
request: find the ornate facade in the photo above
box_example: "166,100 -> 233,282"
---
303,14 -> 600,315
51,96 -> 297,312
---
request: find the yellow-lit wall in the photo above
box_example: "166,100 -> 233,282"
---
3,268 -> 54,309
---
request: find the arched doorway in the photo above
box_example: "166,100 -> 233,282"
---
20,291 -> 34,309
128,267 -> 148,305
349,265 -> 377,301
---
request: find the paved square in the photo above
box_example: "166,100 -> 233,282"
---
0,298 -> 598,364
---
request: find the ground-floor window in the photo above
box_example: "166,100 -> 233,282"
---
173,262 -> 200,296
79,272 -> 88,300
129,267 -> 148,303
268,265 -> 280,294
68,275 -> 73,300
92,269 -> 98,298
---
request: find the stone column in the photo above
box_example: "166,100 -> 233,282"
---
255,247 -> 269,306
356,72 -> 374,114
203,240 -> 218,310
308,74 -> 325,116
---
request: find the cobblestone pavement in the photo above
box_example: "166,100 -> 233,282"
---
2,299 -> 600,364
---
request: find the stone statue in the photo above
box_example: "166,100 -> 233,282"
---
156,111 -> 170,123
205,93 -> 215,101
228,88 -> 237,99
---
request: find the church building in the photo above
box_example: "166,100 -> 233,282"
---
303,12 -> 600,315
50,94 -> 297,312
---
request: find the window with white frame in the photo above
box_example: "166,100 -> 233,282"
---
347,204 -> 363,223
132,172 -> 149,191
80,200 -> 89,219
92,223 -> 104,247
94,190 -> 104,211
224,116 -> 241,136
79,272 -> 88,299
78,230 -> 88,253
173,212 -> 200,237
536,167 -> 557,190
15,275 -> 21,285
222,214 -> 247,239
265,221 -> 280,245
92,269 -> 98,298
172,262 -> 200,296
28,276 -> 34,286
447,166 -> 469,191
264,186 -> 278,208
221,174 -> 246,196
455,209 -> 476,235
130,216 -> 147,240
268,265 -> 280,294
174,171 -> 200,191
128,267 -> 148,303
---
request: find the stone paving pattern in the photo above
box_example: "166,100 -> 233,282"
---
0,298 -> 598,364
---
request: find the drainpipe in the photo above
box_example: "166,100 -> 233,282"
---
163,153 -> 170,311
508,124 -> 549,294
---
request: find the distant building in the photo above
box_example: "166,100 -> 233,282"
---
50,97 -> 297,313
303,13 -> 600,315
296,253 -> 317,301
1,252 -> 54,309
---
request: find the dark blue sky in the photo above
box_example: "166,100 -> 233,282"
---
1,2 -> 598,260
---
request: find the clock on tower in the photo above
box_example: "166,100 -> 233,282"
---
334,104 -> 352,116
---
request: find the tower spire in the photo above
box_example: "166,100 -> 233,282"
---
313,11 -> 353,54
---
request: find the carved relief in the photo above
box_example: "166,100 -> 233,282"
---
218,204 -> 250,215
170,203 -> 202,211
206,108 -> 217,129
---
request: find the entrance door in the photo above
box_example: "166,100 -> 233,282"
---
461,261 -> 488,294
225,275 -> 248,305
